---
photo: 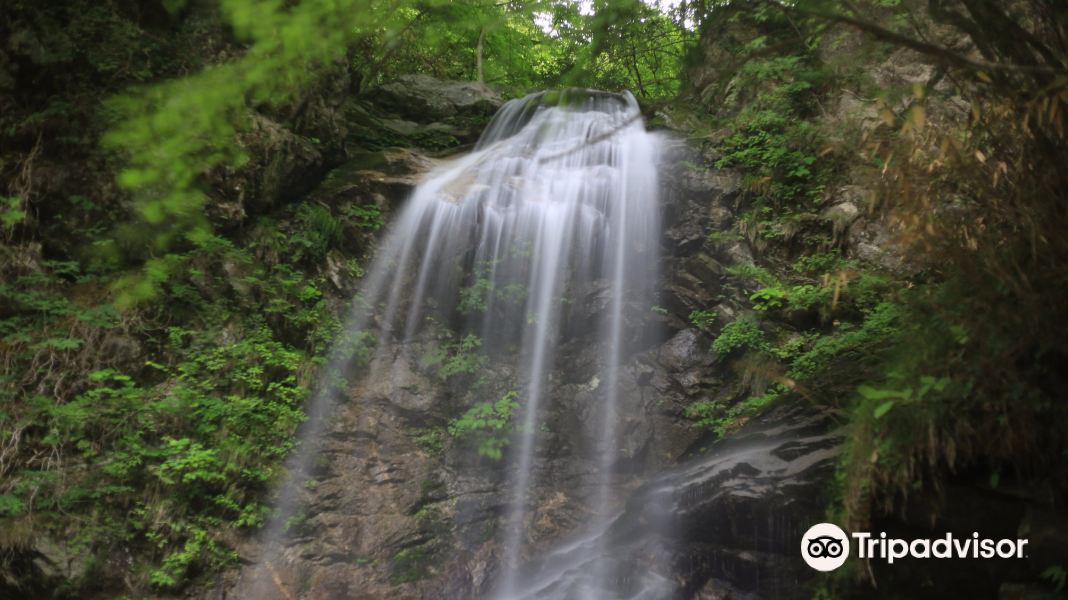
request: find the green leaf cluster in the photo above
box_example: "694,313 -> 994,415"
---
711,319 -> 767,357
447,391 -> 520,460
688,309 -> 717,331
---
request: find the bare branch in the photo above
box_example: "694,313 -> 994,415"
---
763,0 -> 1068,77
538,113 -> 643,163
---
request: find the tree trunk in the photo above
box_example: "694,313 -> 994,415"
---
476,25 -> 486,83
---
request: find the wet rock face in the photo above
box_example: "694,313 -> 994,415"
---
659,329 -> 709,374
660,143 -> 742,259
505,405 -> 842,600
658,138 -> 752,337
310,147 -> 438,215
222,338 -> 511,600
664,406 -> 841,598
674,407 -> 839,590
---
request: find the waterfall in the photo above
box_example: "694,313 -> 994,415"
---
477,90 -> 662,599
248,88 -> 663,599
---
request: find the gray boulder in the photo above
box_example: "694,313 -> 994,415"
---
371,74 -> 503,121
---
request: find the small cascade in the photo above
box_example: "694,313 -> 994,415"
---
249,88 -> 664,598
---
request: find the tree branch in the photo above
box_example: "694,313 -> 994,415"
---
763,0 -> 1068,77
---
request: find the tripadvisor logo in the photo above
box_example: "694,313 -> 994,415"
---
802,523 -> 850,571
801,523 -> 1030,571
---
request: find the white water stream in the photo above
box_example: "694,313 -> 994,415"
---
251,88 -> 664,599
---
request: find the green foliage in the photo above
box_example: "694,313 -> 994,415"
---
0,198 -> 354,592
695,15 -> 836,254
789,302 -> 900,379
686,386 -> 786,436
459,277 -> 493,315
292,204 -> 343,261
688,309 -> 717,330
448,391 -> 520,460
858,376 -> 949,420
684,399 -> 723,430
0,495 -> 25,518
391,545 -> 433,583
8,326 -> 306,590
792,251 -> 843,275
731,386 -> 785,425
1,197 -> 26,232
845,272 -> 893,311
341,202 -> 384,232
732,255 -> 890,318
725,263 -> 779,287
1042,566 -> 1067,593
749,282 -> 834,314
101,0 -> 400,307
423,334 -> 485,381
714,54 -> 829,206
694,270 -> 901,445
711,319 -> 767,357
578,0 -> 696,99
786,283 -> 831,311
458,274 -> 526,316
750,286 -> 788,311
412,428 -> 446,454
771,332 -> 817,362
707,229 -> 742,246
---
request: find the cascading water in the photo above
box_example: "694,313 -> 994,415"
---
478,90 -> 662,599
248,88 -> 664,599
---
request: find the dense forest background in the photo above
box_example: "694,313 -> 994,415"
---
2,0 -> 1068,597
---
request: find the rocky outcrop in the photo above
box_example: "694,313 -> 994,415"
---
209,113 -> 330,227
204,71 -> 502,231
658,138 -> 752,334
666,405 -> 840,597
506,404 -> 841,599
342,74 -> 505,152
370,74 -> 503,121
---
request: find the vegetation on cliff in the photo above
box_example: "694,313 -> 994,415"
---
675,1 -> 1068,592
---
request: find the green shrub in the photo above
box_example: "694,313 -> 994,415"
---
686,386 -> 786,436
341,203 -> 384,231
792,252 -> 844,274
391,545 -> 433,583
412,429 -> 446,454
713,54 -> 830,207
707,229 -> 742,246
750,286 -> 788,311
293,204 -> 343,261
458,278 -> 492,314
688,309 -> 718,330
1,196 -> 26,231
789,302 -> 900,379
448,391 -> 520,460
684,399 -> 724,430
458,276 -> 526,316
711,319 -> 767,356
423,334 -> 485,381
726,263 -> 779,287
